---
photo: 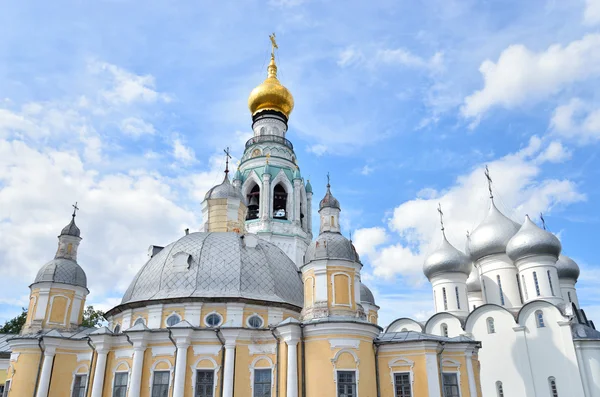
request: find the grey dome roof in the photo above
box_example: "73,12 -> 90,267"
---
556,254 -> 580,281
423,236 -> 472,280
60,216 -> 81,237
121,232 -> 303,308
319,184 -> 340,210
466,268 -> 481,293
360,283 -> 376,305
506,216 -> 561,261
304,232 -> 360,264
204,175 -> 245,203
34,258 -> 87,289
467,201 -> 520,262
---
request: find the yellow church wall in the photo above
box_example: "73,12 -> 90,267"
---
378,350 -> 430,397
43,288 -> 76,328
233,344 -> 250,393
7,349 -> 42,397
278,340 -> 287,397
161,307 -> 184,327
200,305 -> 227,327
0,368 -> 7,385
303,276 -> 315,307
48,353 -> 86,397
242,307 -> 268,327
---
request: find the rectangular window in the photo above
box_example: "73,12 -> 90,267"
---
152,371 -> 170,397
516,274 -> 524,304
253,369 -> 272,397
442,287 -> 448,311
2,381 -> 9,397
394,372 -> 412,397
434,290 -> 438,312
195,370 -> 214,397
547,270 -> 555,296
455,286 -> 461,310
337,371 -> 357,397
522,275 -> 529,300
497,275 -> 505,306
72,375 -> 87,397
113,373 -> 128,397
533,271 -> 541,296
568,291 -> 572,303
442,373 -> 460,397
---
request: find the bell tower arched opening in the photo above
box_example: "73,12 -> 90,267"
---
273,183 -> 288,220
246,184 -> 260,220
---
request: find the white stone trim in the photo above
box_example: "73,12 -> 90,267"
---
388,357 -> 415,394
193,345 -> 222,356
47,294 -> 71,326
249,355 -> 275,397
9,353 -> 19,363
151,346 -> 176,357
132,316 -> 146,327
190,357 -> 220,397
329,339 -> 360,350
331,348 -> 360,389
249,343 -> 276,355
331,272 -> 353,307
76,352 -> 92,362
149,358 -> 174,396
114,349 -> 134,359
441,359 -> 463,397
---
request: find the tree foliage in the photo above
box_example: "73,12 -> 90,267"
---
0,305 -> 105,334
80,306 -> 105,327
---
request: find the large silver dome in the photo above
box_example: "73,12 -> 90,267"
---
466,268 -> 481,293
121,232 -> 303,308
423,236 -> 471,280
34,258 -> 87,289
360,283 -> 376,305
556,254 -> 580,281
506,216 -> 561,261
204,175 -> 245,203
304,232 -> 360,264
467,201 -> 520,262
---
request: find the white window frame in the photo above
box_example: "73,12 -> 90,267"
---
335,369 -> 359,397
486,317 -> 495,334
249,356 -> 275,397
246,313 -> 264,329
204,312 -> 223,328
388,357 -> 414,397
331,348 -> 360,397
331,272 -> 353,307
535,310 -> 545,328
166,312 -> 182,327
111,361 -> 131,397
70,364 -> 88,397
190,357 -> 220,397
441,359 -> 462,397
148,359 -> 174,397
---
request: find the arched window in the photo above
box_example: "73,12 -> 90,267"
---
247,315 -> 264,329
246,184 -> 260,220
113,324 -> 121,334
548,376 -> 558,397
442,288 -> 448,311
522,275 -> 529,300
497,275 -> 505,306
536,310 -> 545,328
434,290 -> 438,312
516,274 -> 524,304
455,286 -> 461,310
441,323 -> 448,337
273,184 -> 287,219
567,291 -> 572,303
533,271 -> 541,296
547,270 -> 555,296
496,381 -> 504,397
205,313 -> 223,328
401,328 -> 408,332
487,317 -> 495,334
133,317 -> 146,326
166,314 -> 181,327
330,215 -> 335,227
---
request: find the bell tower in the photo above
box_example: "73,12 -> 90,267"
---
239,34 -> 311,267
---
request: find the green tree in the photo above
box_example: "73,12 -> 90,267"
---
0,308 -> 27,334
80,306 -> 105,327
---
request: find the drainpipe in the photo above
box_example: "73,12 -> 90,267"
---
32,336 -> 45,397
269,328 -> 280,397
167,330 -> 178,397
85,338 -> 96,397
437,342 -> 446,397
300,324 -> 306,397
374,343 -> 381,397
215,329 -> 226,397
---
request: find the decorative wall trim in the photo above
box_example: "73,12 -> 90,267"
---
190,357 -> 220,397
151,345 -> 176,357
193,345 -> 222,356
329,338 -> 360,350
114,349 -> 134,359
249,343 -> 276,355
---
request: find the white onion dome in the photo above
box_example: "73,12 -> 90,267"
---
304,232 -> 360,264
360,283 -> 376,305
467,201 -> 520,262
60,215 -> 81,237
423,236 -> 472,281
506,216 -> 561,261
119,232 -> 303,309
556,254 -> 580,281
466,268 -> 481,293
204,174 -> 246,204
319,184 -> 340,210
34,258 -> 87,289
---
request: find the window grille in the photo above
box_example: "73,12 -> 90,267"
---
113,373 -> 128,397
442,373 -> 460,397
254,369 -> 272,397
71,375 -> 87,397
455,286 -> 461,310
536,310 -> 545,328
152,371 -> 170,397
442,288 -> 448,311
337,371 -> 356,397
394,372 -> 412,397
195,370 -> 214,397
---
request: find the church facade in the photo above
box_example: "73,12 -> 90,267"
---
0,37 -> 598,397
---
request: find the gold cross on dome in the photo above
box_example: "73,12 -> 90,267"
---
269,33 -> 278,58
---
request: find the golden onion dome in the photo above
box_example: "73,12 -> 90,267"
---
248,55 -> 294,119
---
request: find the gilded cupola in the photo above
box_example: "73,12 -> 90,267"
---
248,34 -> 294,119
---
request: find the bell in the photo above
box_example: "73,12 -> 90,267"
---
249,195 -> 259,207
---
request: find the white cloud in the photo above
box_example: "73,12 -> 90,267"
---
550,98 -> 600,143
120,117 -> 156,137
268,0 -> 306,7
584,0 -> 600,25
306,144 -> 328,156
534,141 -> 571,163
337,46 -> 444,72
172,138 -> 197,164
462,34 -> 600,119
356,137 -> 585,280
353,227 -> 388,257
337,46 -> 363,68
360,164 -> 374,175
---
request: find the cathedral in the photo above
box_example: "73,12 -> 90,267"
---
0,37 -> 599,397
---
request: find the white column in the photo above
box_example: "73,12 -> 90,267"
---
424,351 -> 441,397
465,350 -> 478,397
91,349 -> 109,397
35,346 -> 56,397
172,341 -> 189,397
222,342 -> 236,397
261,174 -> 271,221
128,344 -> 147,397
286,339 -> 299,397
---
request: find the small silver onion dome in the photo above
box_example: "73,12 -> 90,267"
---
34,258 -> 87,289
60,216 -> 81,237
319,184 -> 340,210
423,236 -> 472,281
204,175 -> 246,203
304,232 -> 360,264
360,283 -> 376,305
556,254 -> 580,281
466,268 -> 481,293
467,201 -> 520,262
506,216 -> 561,261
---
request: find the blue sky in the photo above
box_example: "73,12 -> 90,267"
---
1,0 -> 600,326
